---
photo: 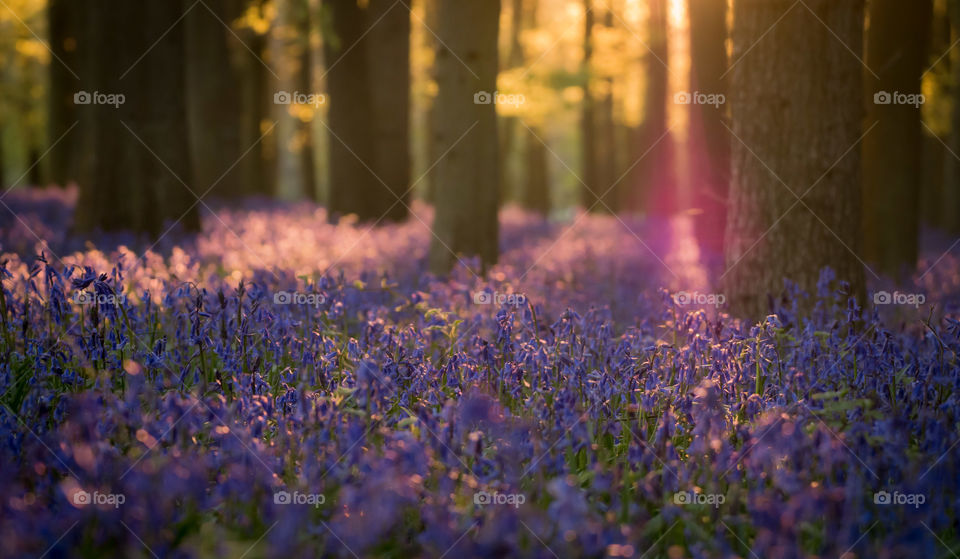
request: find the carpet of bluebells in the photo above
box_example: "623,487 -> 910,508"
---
2,187 -> 960,558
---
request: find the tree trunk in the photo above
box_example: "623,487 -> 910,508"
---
271,0 -> 315,201
235,0 -> 272,197
47,0 -> 81,187
945,0 -> 960,232
523,125 -> 550,213
324,0 -> 408,221
862,0 -> 931,279
688,0 -> 729,254
429,0 -> 501,273
75,0 -> 199,234
580,0 -> 599,209
627,0 -> 671,214
185,0 -> 246,199
724,0 -> 866,319
365,0 -> 411,220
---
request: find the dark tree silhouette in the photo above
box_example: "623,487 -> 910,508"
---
862,0 -> 932,279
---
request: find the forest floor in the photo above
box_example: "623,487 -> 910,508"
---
1,187 -> 959,558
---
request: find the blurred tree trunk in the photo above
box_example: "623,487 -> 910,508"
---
324,0 -> 409,220
523,125 -> 550,213
429,0 -> 500,273
594,8 -> 618,213
366,0 -> 410,220
688,0 -> 729,254
581,0 -> 600,210
627,0 -> 670,214
235,0 -> 272,197
423,0 -> 440,205
862,0 -> 931,279
185,0 -> 245,199
499,0 -> 524,207
271,0 -> 315,201
725,0 -> 865,319
946,0 -> 960,232
521,0 -> 550,215
75,0 -> 199,234
47,0 -> 81,187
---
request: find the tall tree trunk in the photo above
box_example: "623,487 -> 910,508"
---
429,0 -> 501,273
521,0 -> 550,215
862,0 -> 932,279
47,0 -> 81,187
324,0 -> 409,221
185,0 -> 246,199
593,8 -> 618,213
724,0 -> 866,319
945,0 -> 960,232
581,0 -> 599,209
628,0 -> 670,214
75,0 -> 199,234
235,0 -> 272,197
688,0 -> 729,254
499,0 -> 525,207
271,0 -> 315,201
523,125 -> 550,213
366,0 -> 410,220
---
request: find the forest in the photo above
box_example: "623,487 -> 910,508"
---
0,0 -> 958,557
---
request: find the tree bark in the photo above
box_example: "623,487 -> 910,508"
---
580,0 -> 599,209
365,0 -> 411,220
945,0 -> 960,232
429,0 -> 501,273
688,0 -> 729,254
724,0 -> 866,319
627,0 -> 671,214
47,0 -> 82,187
862,0 -> 932,279
75,0 -> 199,234
185,0 -> 246,199
271,0 -> 315,201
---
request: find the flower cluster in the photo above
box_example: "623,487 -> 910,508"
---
0,188 -> 958,557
